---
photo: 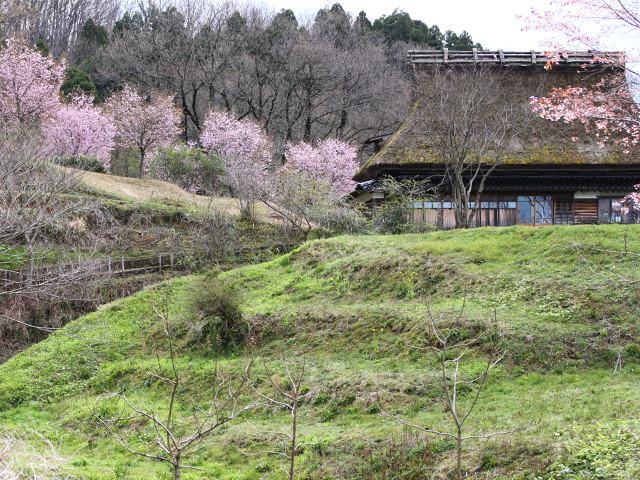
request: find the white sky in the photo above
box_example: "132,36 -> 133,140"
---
265,0 -> 554,51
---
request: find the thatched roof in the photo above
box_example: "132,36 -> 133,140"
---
354,50 -> 640,182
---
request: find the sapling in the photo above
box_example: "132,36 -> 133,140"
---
97,283 -> 257,480
243,352 -> 322,480
384,302 -> 528,480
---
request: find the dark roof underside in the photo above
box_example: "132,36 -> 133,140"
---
354,175 -> 640,194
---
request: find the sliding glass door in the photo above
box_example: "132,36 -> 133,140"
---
518,196 -> 553,225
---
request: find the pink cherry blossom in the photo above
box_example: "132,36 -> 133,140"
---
106,85 -> 182,177
283,138 -> 358,197
0,37 -> 66,127
621,184 -> 640,215
524,1 -> 640,152
41,95 -> 116,165
200,111 -> 272,210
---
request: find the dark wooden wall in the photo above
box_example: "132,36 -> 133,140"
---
554,193 -> 575,225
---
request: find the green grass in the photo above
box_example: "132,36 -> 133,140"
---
1,225 -> 640,479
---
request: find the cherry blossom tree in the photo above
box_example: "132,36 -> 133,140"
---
622,183 -> 640,216
105,85 -> 182,177
41,95 -> 116,166
283,138 -> 358,197
0,37 -> 66,127
525,1 -> 640,152
257,139 -> 362,239
200,111 -> 272,218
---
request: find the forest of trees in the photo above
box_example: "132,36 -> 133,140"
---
0,0 -> 483,160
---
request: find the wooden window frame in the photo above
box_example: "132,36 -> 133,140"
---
517,195 -> 554,226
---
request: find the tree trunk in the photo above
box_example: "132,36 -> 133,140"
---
456,427 -> 462,480
289,398 -> 297,480
139,148 -> 145,178
174,453 -> 181,480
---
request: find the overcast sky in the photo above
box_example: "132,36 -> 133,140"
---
264,0 -> 553,51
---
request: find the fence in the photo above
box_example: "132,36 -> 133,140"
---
1,244 -> 295,293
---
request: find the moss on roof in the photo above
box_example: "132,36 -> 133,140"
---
354,66 -> 640,182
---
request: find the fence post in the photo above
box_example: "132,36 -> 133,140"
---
121,256 -> 125,272
170,252 -> 174,268
108,256 -> 112,273
159,254 -> 162,270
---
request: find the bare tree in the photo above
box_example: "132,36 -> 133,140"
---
97,284 -> 257,480
384,302 -> 528,480
97,0 -> 239,141
259,169 -> 367,241
0,430 -> 73,480
243,353 -> 321,480
0,127 -> 105,339
412,66 -> 537,228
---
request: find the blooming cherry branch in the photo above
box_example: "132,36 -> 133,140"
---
41,95 -> 116,165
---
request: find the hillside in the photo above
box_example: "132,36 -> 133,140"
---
74,169 -> 238,213
1,226 -> 640,479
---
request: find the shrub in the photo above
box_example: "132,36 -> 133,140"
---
185,276 -> 246,352
147,144 -> 226,194
51,154 -> 106,173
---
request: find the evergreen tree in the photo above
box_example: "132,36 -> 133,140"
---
444,30 -> 482,50
35,39 -> 49,57
372,10 -> 443,48
81,19 -> 109,46
60,67 -> 98,101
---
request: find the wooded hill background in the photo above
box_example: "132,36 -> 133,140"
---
1,1 -> 483,164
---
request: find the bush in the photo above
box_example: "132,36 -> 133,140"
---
51,154 -> 106,173
185,275 -> 246,352
146,145 -> 226,194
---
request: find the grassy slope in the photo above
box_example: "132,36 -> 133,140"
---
74,168 -> 273,220
1,226 -> 640,479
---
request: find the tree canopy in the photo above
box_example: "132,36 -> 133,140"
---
371,10 -> 481,50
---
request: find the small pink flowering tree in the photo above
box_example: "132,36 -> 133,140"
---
284,139 -> 358,198
0,37 -> 66,127
41,95 -> 116,166
200,111 -> 272,219
621,184 -> 640,218
259,139 -> 363,239
106,85 -> 182,177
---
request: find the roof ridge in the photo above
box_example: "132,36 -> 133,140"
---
408,49 -> 624,67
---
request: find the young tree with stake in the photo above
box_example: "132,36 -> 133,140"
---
243,354 -> 321,480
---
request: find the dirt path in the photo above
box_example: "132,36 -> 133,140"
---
73,169 -> 244,214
